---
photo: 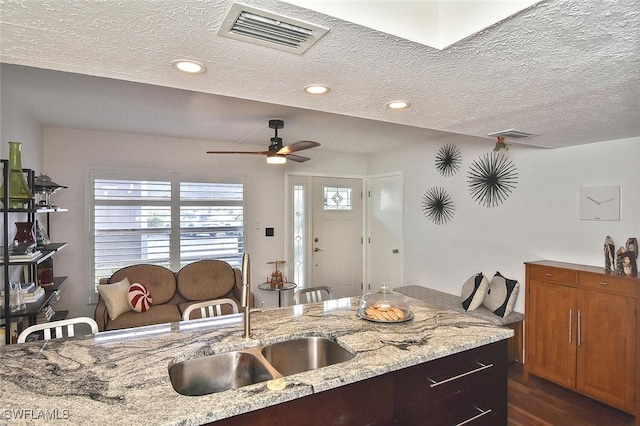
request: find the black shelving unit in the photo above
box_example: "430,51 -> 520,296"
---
2,159 -> 10,344
1,161 -> 68,344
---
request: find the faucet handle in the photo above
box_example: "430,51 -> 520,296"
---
250,301 -> 265,313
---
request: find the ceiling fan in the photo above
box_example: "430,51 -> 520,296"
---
207,119 -> 320,164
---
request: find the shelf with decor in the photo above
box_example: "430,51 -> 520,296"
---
0,242 -> 68,266
1,149 -> 70,345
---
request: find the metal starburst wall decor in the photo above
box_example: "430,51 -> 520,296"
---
422,187 -> 455,225
434,144 -> 461,176
467,153 -> 518,208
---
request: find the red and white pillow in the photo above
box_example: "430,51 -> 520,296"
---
127,283 -> 152,313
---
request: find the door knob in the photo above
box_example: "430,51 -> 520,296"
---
392,249 -> 399,254
314,247 -> 324,252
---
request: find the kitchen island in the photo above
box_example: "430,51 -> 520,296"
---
0,297 -> 513,425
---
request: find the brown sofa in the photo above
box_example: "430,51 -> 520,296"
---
94,260 -> 254,331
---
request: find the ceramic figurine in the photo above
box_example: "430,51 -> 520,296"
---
604,236 -> 615,272
626,237 -> 638,260
616,245 -> 637,278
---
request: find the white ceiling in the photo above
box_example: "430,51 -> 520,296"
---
1,0 -> 639,156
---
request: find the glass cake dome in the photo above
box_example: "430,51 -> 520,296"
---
358,283 -> 412,323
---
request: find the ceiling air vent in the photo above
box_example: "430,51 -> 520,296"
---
487,129 -> 539,139
218,3 -> 330,55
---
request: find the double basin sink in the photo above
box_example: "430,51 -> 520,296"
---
169,337 -> 355,396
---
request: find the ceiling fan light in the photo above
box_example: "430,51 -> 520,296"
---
267,155 -> 287,164
304,84 -> 330,95
172,60 -> 206,74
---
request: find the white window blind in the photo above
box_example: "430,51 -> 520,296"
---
90,173 -> 243,298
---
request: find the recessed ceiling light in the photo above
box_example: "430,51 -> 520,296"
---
386,100 -> 411,110
304,84 -> 331,95
172,60 -> 206,74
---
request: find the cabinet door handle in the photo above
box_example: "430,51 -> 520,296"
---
600,281 -> 608,286
545,273 -> 553,277
577,311 -> 582,346
568,309 -> 573,343
428,362 -> 493,387
456,406 -> 492,426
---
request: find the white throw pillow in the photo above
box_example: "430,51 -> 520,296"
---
97,277 -> 132,320
460,273 -> 489,311
483,272 -> 519,317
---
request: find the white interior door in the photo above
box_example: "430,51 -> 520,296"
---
311,177 -> 363,299
367,173 -> 403,291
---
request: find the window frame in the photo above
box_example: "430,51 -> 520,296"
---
86,169 -> 245,303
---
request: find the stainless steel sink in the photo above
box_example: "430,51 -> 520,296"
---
168,337 -> 354,396
261,336 -> 355,376
169,351 -> 277,396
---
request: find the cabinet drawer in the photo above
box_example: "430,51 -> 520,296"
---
395,378 -> 505,426
579,272 -> 636,297
527,264 -> 577,285
395,341 -> 506,413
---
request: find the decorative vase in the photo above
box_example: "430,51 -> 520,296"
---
13,222 -> 36,248
1,142 -> 33,209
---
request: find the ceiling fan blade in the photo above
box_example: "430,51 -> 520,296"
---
206,150 -> 270,156
285,154 -> 311,162
276,141 -> 320,155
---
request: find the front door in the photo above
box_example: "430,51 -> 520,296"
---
310,177 -> 363,299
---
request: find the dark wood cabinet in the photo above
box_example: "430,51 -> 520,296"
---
214,340 -> 507,426
525,260 -> 637,415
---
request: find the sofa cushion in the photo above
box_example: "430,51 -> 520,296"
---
128,283 -> 153,312
460,273 -> 488,311
105,304 -> 181,330
97,277 -> 132,320
393,285 -> 524,326
177,260 -> 236,301
111,264 -> 176,304
483,271 -> 520,318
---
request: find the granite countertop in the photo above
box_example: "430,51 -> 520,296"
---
0,297 -> 513,425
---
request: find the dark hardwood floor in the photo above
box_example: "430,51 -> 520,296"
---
508,363 -> 635,426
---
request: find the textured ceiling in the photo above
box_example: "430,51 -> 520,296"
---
1,0 -> 639,154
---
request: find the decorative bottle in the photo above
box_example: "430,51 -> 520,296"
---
1,142 -> 33,208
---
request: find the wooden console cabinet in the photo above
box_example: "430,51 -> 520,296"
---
215,340 -> 507,425
525,260 -> 637,415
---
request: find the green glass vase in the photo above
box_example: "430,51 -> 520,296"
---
1,141 -> 33,209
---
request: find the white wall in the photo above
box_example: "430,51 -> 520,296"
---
41,128 -> 367,316
367,136 -> 640,314
0,91 -> 43,169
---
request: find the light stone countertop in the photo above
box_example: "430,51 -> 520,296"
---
0,297 -> 513,425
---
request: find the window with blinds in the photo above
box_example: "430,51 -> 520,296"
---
91,174 -> 243,296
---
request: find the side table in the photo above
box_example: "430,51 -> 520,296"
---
258,282 -> 297,307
